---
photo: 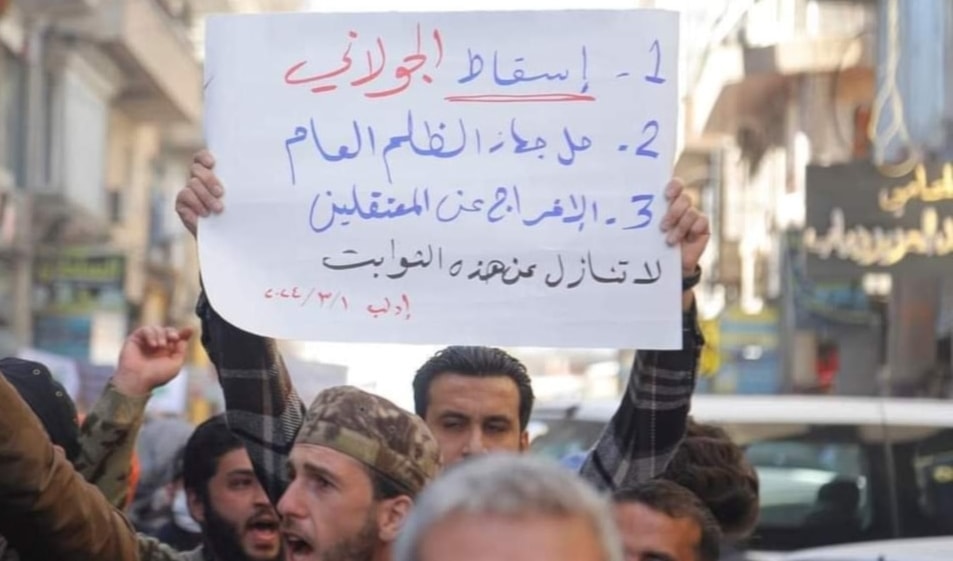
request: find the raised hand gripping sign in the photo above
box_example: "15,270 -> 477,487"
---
201,9 -> 681,349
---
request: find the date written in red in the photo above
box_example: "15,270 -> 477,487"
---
264,287 -> 411,320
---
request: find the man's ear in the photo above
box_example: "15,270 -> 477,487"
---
187,488 -> 206,525
377,495 -> 414,543
519,429 -> 530,452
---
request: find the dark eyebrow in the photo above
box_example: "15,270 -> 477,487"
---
438,411 -> 470,421
224,468 -> 257,478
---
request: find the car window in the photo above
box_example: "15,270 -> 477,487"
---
747,440 -> 872,533
912,428 -> 953,535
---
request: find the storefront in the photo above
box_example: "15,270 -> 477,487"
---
32,248 -> 128,362
803,161 -> 953,396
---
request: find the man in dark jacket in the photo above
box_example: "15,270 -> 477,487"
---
0,324 -> 194,561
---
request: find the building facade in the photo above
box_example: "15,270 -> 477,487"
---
0,0 -> 206,407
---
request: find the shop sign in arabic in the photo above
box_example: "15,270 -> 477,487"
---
33,250 -> 126,315
804,162 -> 953,277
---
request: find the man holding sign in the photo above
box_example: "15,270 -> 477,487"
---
183,8 -> 708,561
178,150 -> 707,490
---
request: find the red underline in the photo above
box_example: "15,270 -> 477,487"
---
444,93 -> 597,103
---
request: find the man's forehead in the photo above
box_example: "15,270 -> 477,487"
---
427,373 -> 522,415
215,447 -> 255,472
430,372 -> 522,394
423,511 -> 604,561
615,502 -> 703,540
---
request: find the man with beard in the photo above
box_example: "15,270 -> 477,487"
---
178,415 -> 281,561
177,149 -> 708,500
2,326 -> 439,561
269,386 -> 441,561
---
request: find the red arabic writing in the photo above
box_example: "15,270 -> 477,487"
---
263,286 -> 411,320
283,24 -> 443,99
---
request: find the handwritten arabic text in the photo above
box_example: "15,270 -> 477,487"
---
264,286 -> 412,320
306,185 -> 655,233
319,240 -> 663,288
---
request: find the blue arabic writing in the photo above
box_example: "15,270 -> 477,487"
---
306,184 -> 655,234
284,111 -> 599,185
456,46 -> 589,94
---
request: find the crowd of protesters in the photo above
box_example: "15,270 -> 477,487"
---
0,150 -> 761,561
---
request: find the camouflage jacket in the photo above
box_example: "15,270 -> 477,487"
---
77,383 -> 202,561
74,382 -> 150,508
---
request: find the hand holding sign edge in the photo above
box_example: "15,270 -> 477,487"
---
658,178 -> 710,310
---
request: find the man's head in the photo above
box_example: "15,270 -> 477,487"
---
413,346 -> 534,463
395,454 -> 622,561
279,386 -> 442,561
0,357 -> 80,462
661,419 -> 760,540
183,415 -> 281,561
613,480 -> 721,561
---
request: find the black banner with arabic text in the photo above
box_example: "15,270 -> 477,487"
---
804,161 -> 953,278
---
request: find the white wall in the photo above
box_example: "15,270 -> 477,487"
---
58,67 -> 109,216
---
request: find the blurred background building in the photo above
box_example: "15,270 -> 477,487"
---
0,0 -> 951,412
0,0 -> 312,415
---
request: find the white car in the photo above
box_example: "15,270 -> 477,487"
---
778,536 -> 953,560
529,395 -> 953,557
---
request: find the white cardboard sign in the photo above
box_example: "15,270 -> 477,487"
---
201,9 -> 681,349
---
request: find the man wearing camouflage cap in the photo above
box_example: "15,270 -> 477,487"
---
193,274 -> 443,561
182,151 -> 709,494
273,386 -> 441,561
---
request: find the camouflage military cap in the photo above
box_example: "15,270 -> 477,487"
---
295,386 -> 441,496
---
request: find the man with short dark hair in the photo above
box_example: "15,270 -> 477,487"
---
178,149 -> 709,490
413,346 -> 535,460
179,415 -> 281,561
613,480 -> 721,561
